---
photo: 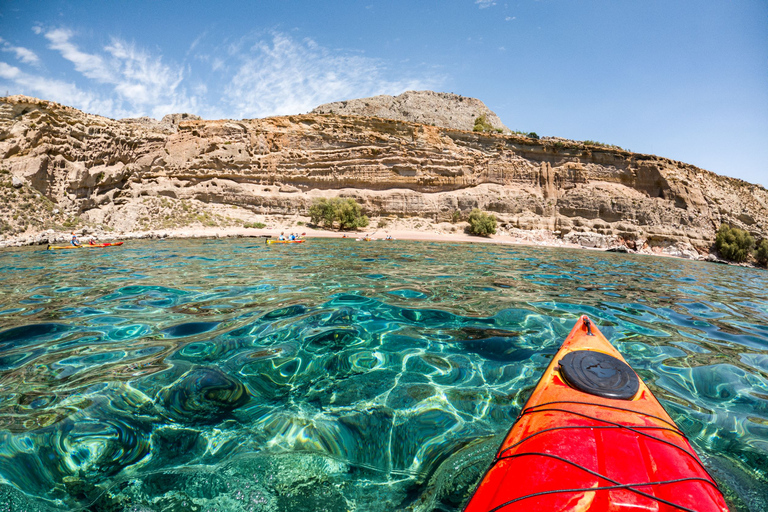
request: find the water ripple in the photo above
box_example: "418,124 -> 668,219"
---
0,239 -> 765,511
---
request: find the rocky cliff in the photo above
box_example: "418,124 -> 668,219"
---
312,91 -> 510,133
1,93 -> 767,253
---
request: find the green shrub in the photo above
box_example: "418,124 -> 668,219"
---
473,114 -> 496,133
451,210 -> 462,223
244,221 -> 266,229
715,224 -> 754,262
467,209 -> 496,236
527,132 -> 539,140
756,239 -> 768,266
309,197 -> 368,230
337,198 -> 369,230
309,198 -> 337,227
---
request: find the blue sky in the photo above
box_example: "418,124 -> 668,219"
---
1,0 -> 766,187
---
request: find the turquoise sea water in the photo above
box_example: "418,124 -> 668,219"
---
0,238 -> 766,511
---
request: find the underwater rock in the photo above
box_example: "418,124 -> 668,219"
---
455,337 -> 535,362
275,481 -> 348,512
146,427 -> 208,469
305,327 -> 363,352
60,416 -> 152,478
404,434 -> 501,512
158,368 -> 250,423
386,383 -> 437,409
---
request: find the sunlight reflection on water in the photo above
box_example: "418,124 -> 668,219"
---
0,238 -> 766,511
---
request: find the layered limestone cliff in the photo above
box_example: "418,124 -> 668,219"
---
1,94 -> 766,253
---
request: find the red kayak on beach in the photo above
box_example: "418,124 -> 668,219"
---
464,315 -> 729,512
47,242 -> 124,250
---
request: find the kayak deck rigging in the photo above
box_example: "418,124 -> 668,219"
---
464,315 -> 729,512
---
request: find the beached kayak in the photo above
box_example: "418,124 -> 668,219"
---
266,239 -> 305,244
464,315 -> 729,512
47,242 -> 124,250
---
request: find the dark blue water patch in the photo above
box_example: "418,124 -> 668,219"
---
161,322 -> 219,338
0,323 -> 73,349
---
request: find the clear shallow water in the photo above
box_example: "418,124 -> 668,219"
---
0,238 -> 766,511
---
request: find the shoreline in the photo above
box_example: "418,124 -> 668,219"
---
0,219 -> 752,267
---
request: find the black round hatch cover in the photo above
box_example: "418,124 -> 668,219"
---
559,350 -> 639,400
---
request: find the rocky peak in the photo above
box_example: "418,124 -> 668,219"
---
312,90 -> 510,133
120,112 -> 202,133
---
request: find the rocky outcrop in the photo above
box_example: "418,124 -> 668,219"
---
1,93 -> 767,252
312,90 -> 510,133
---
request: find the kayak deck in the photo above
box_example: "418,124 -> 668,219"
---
464,315 -> 728,512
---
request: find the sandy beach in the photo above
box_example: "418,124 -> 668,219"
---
1,214 -> 717,264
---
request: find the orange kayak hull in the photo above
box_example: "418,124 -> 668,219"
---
464,315 -> 729,512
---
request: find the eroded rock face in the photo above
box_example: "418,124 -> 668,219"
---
1,93 -> 766,250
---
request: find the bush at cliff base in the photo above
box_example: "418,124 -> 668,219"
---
715,224 -> 754,262
756,239 -> 768,267
309,197 -> 369,230
468,209 -> 497,237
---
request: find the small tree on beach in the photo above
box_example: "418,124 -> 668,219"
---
309,198 -> 336,227
468,209 -> 497,237
715,224 -> 754,262
756,239 -> 768,267
337,198 -> 369,230
309,197 -> 368,230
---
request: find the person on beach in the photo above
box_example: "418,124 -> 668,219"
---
71,232 -> 80,246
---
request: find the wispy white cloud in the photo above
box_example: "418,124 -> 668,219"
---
4,26 -> 440,121
45,28 -> 114,83
224,33 -> 438,118
0,61 -> 126,117
0,37 -> 41,66
475,0 -> 496,8
38,27 -> 198,118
